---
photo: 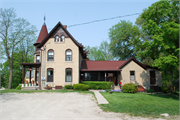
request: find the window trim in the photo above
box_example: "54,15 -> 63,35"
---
65,49 -> 72,61
47,49 -> 54,61
60,35 -> 65,42
65,68 -> 72,82
47,68 -> 54,82
36,55 -> 40,63
130,71 -> 135,81
55,35 -> 59,42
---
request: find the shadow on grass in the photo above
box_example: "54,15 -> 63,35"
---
147,93 -> 179,100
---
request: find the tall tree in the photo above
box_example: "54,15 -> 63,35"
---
109,20 -> 140,60
0,8 -> 37,89
86,40 -> 114,61
134,0 -> 179,89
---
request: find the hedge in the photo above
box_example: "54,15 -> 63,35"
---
81,81 -> 113,90
64,85 -> 73,89
73,84 -> 89,91
122,83 -> 138,93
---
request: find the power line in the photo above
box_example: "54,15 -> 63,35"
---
68,13 -> 141,27
42,12 -> 141,32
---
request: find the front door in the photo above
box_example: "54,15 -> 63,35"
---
150,71 -> 156,84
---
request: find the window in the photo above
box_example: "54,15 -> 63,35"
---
55,35 -> 59,42
66,49 -> 72,61
48,49 -> 54,61
66,68 -> 72,82
61,35 -> 65,42
47,68 -> 53,82
36,55 -> 40,63
130,71 -> 135,80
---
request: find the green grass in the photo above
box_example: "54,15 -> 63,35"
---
100,92 -> 179,118
0,89 -> 93,94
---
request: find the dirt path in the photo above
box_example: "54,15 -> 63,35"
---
0,92 -> 167,120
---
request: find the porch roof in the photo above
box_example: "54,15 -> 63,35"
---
81,60 -> 126,71
20,63 -> 41,68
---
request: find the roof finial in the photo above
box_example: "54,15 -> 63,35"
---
44,14 -> 46,22
43,13 -> 46,25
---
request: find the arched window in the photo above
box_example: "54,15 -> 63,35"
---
66,68 -> 72,82
61,35 -> 65,42
47,68 -> 53,82
48,49 -> 54,61
65,49 -> 72,61
55,35 -> 59,42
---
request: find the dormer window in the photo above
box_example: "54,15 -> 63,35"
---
61,35 -> 65,42
55,36 -> 59,42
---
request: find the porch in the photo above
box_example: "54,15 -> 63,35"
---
20,63 -> 41,90
80,71 -> 121,86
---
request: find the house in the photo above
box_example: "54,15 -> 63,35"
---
20,21 -> 162,90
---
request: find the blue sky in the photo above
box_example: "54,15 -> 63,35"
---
1,0 -> 159,47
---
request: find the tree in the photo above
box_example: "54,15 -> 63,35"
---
1,51 -> 34,88
134,0 -> 179,90
0,8 -> 37,89
109,20 -> 140,60
86,40 -> 114,61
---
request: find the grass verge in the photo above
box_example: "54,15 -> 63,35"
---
99,92 -> 179,118
0,89 -> 93,94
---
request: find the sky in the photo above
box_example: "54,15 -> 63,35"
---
1,0 -> 159,47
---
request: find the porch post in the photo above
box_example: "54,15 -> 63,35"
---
29,68 -> 32,84
35,68 -> 37,86
22,66 -> 25,86
39,66 -> 41,90
105,72 -> 106,81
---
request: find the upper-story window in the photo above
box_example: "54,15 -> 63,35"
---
48,49 -> 54,61
61,35 -> 65,42
55,35 -> 59,42
66,49 -> 72,61
36,55 -> 40,63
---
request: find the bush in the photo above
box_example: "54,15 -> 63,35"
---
16,85 -> 22,90
62,87 -> 67,90
73,84 -> 89,91
160,86 -> 171,93
122,83 -> 138,93
81,81 -> 113,90
147,89 -> 155,93
64,85 -> 73,89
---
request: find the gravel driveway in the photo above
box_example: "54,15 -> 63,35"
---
0,92 -> 165,120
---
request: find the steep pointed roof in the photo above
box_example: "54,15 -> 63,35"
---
34,23 -> 48,46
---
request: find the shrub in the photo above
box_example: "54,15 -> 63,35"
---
81,81 -> 113,90
160,86 -> 171,93
147,89 -> 155,93
122,83 -> 138,93
105,89 -> 111,92
73,84 -> 89,91
16,85 -> 22,90
64,85 -> 73,89
62,87 -> 67,90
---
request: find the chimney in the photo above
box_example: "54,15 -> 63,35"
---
64,25 -> 67,29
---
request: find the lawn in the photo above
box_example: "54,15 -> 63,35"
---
0,89 -> 93,94
100,92 -> 179,118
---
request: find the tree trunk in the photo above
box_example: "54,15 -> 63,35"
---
8,63 -> 13,89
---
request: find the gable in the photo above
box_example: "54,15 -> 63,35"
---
36,22 -> 87,59
119,58 -> 146,69
49,26 -> 70,38
121,60 -> 145,71
37,22 -> 82,49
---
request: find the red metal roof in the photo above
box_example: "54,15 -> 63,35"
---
81,60 -> 126,71
35,24 -> 48,44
